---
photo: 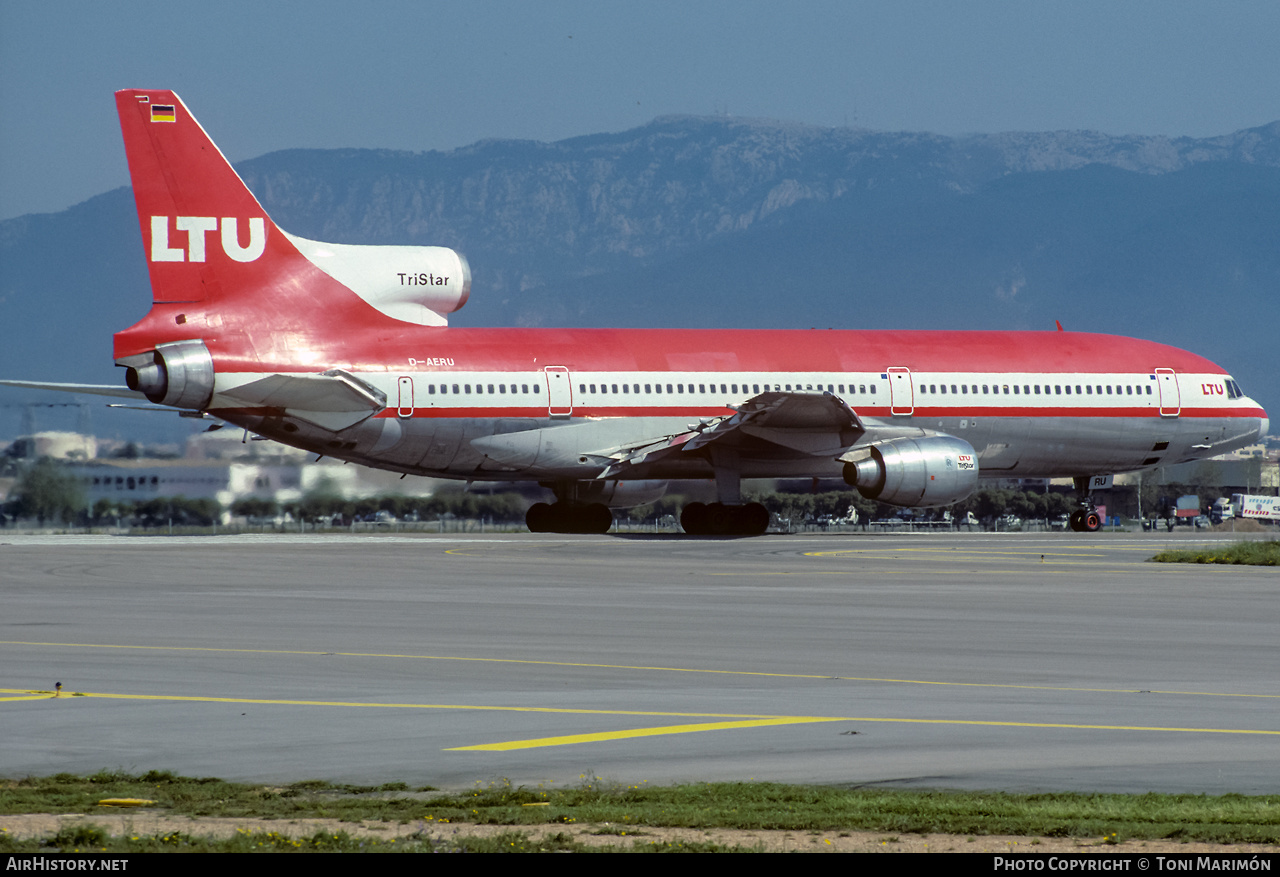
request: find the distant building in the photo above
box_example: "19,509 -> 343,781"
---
68,456 -> 439,520
5,432 -> 97,460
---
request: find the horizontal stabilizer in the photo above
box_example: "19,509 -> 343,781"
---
0,380 -> 147,400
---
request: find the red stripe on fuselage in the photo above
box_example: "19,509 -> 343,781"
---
120,324 -> 1230,377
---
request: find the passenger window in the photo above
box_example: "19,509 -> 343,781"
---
453,384 -> 460,394
488,384 -> 494,394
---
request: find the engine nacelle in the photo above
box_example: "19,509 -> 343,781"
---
285,233 -> 470,326
124,339 -> 215,409
842,436 -> 978,507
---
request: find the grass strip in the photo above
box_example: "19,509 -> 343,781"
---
2,771 -> 1278,850
1149,540 -> 1280,566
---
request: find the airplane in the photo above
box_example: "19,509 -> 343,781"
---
2,90 -> 1269,535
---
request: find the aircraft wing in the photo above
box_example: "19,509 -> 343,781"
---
0,380 -> 147,400
598,391 -> 866,478
213,369 -> 387,431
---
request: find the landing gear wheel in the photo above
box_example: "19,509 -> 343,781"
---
526,502 -> 613,534
740,502 -> 770,536
1068,508 -> 1102,532
582,502 -> 613,534
680,502 -> 708,535
526,502 -> 554,533
681,502 -> 769,536
705,502 -> 734,535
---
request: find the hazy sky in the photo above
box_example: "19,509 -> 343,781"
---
2,0 -> 1278,220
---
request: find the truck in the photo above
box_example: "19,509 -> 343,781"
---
1231,494 -> 1280,523
1174,494 -> 1201,522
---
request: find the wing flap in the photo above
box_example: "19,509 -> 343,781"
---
600,391 -> 865,479
214,369 -> 387,431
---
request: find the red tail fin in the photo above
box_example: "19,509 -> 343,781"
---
113,90 -> 469,367
116,90 -> 278,306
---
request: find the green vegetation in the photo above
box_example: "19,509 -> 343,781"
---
1149,540 -> 1280,566
3,772 -> 1278,851
8,457 -> 84,524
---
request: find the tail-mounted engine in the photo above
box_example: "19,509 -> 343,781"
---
122,339 -> 215,410
284,233 -> 471,326
842,435 -> 979,507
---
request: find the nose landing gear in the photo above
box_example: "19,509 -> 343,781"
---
1069,476 -> 1104,532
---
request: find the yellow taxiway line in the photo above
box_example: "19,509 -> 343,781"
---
447,717 -> 848,750
5,687 -> 1276,750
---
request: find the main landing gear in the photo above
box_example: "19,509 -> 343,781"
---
1068,476 -> 1103,532
680,501 -> 770,537
525,501 -> 613,534
680,451 -> 770,536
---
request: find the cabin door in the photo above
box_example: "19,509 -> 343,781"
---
887,367 -> 914,415
543,366 -> 573,418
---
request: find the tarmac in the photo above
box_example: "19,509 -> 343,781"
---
2,530 -> 1277,793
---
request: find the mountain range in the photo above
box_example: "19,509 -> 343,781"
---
2,115 -> 1276,442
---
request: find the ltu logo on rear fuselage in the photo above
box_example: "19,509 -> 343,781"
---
150,216 -> 266,262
